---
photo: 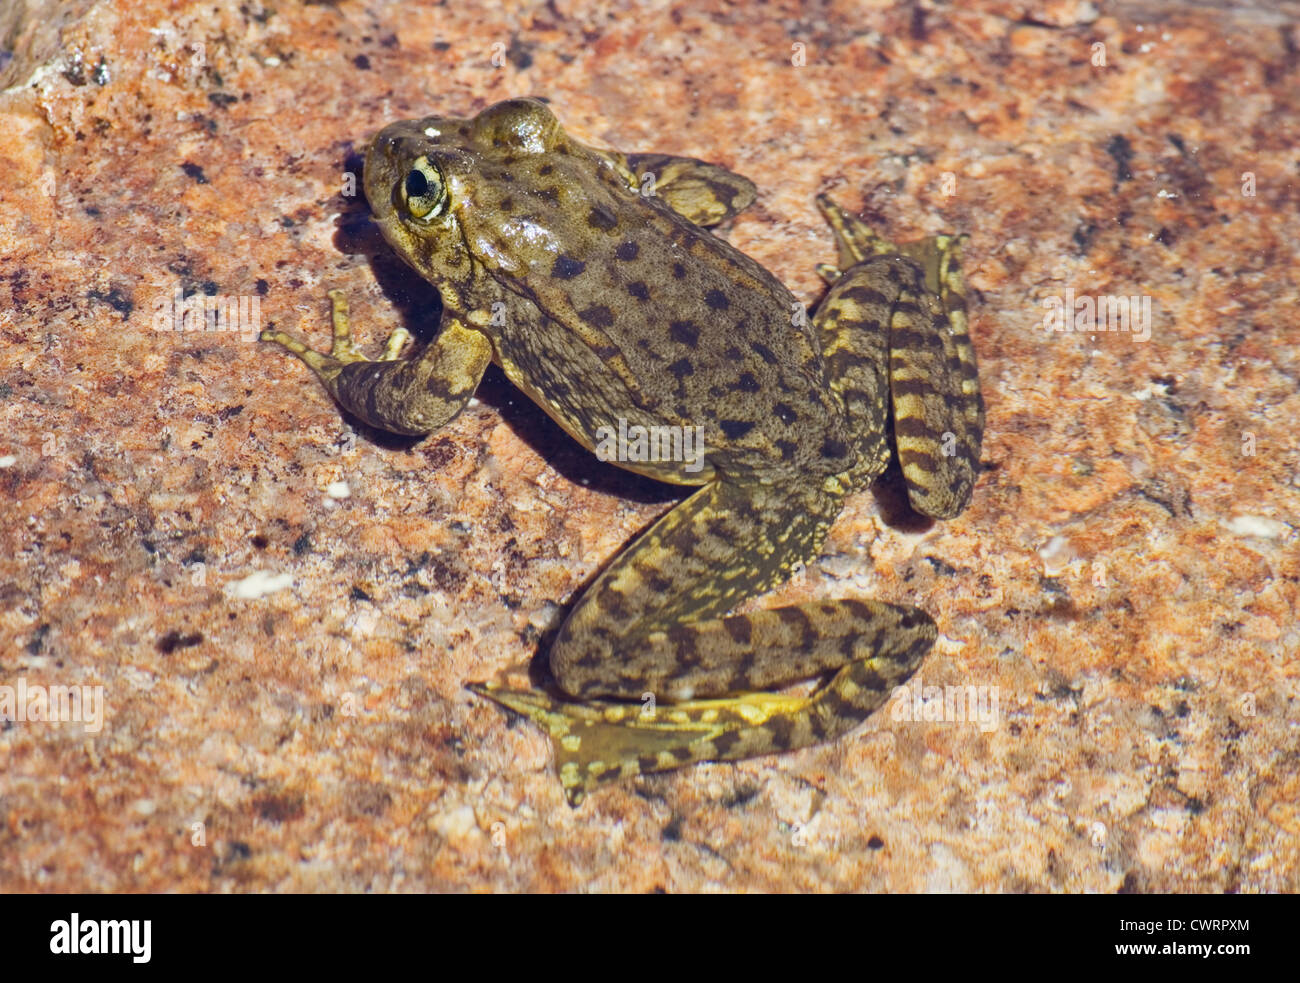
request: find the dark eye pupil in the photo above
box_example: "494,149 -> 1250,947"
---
405,169 -> 429,198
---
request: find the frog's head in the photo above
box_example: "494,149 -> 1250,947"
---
364,99 -> 568,306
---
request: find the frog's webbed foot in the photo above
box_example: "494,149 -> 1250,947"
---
816,194 -> 972,303
816,195 -> 903,273
473,621 -> 927,806
261,290 -> 492,437
468,682 -> 778,806
474,479 -> 935,803
813,195 -> 985,518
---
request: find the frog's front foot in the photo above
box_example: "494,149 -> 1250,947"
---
260,290 -> 492,436
261,290 -> 412,386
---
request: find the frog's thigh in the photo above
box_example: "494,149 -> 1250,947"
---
263,292 -> 492,437
614,152 -> 757,227
817,254 -> 983,518
549,478 -> 933,703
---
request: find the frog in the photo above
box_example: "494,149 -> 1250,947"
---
262,98 -> 984,805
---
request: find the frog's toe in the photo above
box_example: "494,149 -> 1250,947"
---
815,262 -> 842,285
258,327 -> 345,374
262,289 -> 402,390
380,325 -> 412,360
260,326 -> 349,380
259,326 -> 301,348
816,194 -> 896,270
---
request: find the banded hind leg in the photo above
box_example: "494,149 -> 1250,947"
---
261,290 -> 493,436
472,477 -> 935,804
814,196 -> 985,517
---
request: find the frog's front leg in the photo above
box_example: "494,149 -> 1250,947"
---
261,291 -> 493,436
472,477 -> 933,804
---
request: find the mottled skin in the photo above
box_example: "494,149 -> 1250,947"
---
263,99 -> 984,804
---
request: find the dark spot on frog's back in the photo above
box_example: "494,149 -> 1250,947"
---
821,436 -> 849,460
538,163 -> 553,175
579,305 -> 615,328
773,402 -> 798,425
669,320 -> 700,347
587,206 -> 618,232
672,262 -> 687,279
751,341 -> 777,364
667,358 -> 694,379
552,255 -> 585,278
615,241 -> 639,261
704,289 -> 730,310
627,281 -> 650,300
732,372 -> 761,393
720,420 -> 756,440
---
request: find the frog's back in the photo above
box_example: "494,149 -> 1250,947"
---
472,148 -> 851,477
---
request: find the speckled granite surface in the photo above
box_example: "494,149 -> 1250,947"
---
1,0 -> 1296,892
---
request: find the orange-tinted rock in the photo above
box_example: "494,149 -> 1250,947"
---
0,0 -> 1296,892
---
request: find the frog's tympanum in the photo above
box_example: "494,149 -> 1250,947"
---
263,98 -> 984,804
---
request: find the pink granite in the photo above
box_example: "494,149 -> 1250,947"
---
0,0 -> 1296,891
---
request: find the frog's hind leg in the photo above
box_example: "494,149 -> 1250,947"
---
474,654 -> 921,806
261,290 -> 492,436
471,478 -> 934,804
814,196 -> 985,518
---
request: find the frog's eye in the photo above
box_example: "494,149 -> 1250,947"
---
401,156 -> 447,221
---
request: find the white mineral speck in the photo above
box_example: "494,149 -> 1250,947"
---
1224,515 -> 1289,539
226,570 -> 294,599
